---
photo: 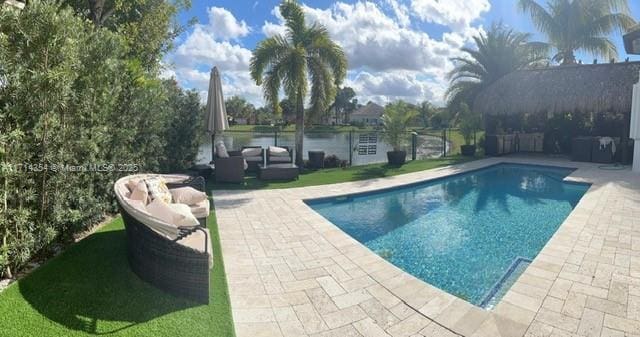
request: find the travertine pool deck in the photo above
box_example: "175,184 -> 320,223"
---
213,157 -> 640,337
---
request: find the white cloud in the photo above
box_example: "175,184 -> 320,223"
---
260,1 -> 481,105
385,0 -> 410,27
410,0 -> 490,32
205,7 -> 250,40
166,6 -> 262,105
347,71 -> 441,105
174,26 -> 252,71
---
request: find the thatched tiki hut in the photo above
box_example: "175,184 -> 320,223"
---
474,61 -> 640,158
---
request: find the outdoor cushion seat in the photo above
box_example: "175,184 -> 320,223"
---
244,156 -> 262,162
114,174 -> 211,303
177,228 -> 213,267
270,156 -> 291,163
189,199 -> 210,219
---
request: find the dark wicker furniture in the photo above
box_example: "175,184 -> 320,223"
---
571,137 -> 594,162
241,146 -> 265,172
267,146 -> 293,165
214,152 -> 245,183
115,174 -> 212,303
308,151 -> 325,169
258,163 -> 299,181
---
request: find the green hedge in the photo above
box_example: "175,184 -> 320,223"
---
0,1 -> 202,277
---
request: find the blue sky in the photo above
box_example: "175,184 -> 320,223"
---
164,0 -> 640,107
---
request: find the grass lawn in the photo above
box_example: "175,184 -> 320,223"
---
210,155 -> 480,190
0,213 -> 234,337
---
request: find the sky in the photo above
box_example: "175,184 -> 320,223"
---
162,0 -> 640,107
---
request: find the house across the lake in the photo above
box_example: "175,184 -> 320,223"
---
350,102 -> 384,126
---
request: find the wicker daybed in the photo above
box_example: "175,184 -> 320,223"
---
114,174 -> 212,303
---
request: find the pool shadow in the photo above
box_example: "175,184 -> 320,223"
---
18,226 -> 201,335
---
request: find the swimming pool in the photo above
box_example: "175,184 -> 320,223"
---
306,164 -> 589,307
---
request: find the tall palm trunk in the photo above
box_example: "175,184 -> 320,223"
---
295,90 -> 304,168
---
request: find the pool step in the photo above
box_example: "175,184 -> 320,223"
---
479,256 -> 532,309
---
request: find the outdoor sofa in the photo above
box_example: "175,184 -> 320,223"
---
114,174 -> 212,303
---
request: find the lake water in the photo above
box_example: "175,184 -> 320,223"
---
197,131 -> 448,166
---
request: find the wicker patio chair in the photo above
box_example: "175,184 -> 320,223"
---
214,151 -> 245,183
241,146 -> 265,173
266,146 -> 293,165
114,174 -> 212,303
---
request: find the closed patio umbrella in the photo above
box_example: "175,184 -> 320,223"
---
631,72 -> 640,173
205,66 -> 229,163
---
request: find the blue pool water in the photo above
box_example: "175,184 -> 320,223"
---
306,164 -> 589,307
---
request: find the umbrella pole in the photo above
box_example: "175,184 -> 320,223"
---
211,132 -> 215,164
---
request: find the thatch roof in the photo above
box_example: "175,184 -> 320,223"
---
624,24 -> 640,54
474,61 -> 640,117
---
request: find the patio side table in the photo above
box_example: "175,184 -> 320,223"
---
258,163 -> 299,181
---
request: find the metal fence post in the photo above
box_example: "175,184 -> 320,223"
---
411,132 -> 417,160
349,130 -> 353,166
442,129 -> 447,157
274,130 -> 278,146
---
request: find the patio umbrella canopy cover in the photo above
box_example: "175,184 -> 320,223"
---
205,66 -> 229,163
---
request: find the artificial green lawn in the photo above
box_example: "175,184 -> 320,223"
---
0,214 -> 234,337
211,155 -> 479,190
0,155 -> 482,337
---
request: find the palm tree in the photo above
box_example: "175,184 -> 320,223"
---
518,0 -> 636,65
446,23 -> 547,108
250,0 -> 347,167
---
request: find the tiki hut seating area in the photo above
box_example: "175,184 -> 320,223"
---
475,61 -> 640,162
114,174 -> 212,303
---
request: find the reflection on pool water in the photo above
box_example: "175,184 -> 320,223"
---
306,164 -> 589,307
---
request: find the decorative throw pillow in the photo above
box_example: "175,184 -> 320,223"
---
242,147 -> 261,157
129,181 -> 149,203
127,198 -> 148,213
145,177 -> 172,203
215,141 -> 229,158
168,203 -> 200,227
170,187 -> 208,205
126,178 -> 141,192
269,146 -> 289,157
147,199 -> 198,227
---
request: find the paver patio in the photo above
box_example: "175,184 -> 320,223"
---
213,156 -> 640,337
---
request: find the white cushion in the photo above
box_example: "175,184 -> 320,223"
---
170,187 -> 207,205
168,203 -> 200,227
269,146 -> 289,157
244,156 -> 262,162
126,178 -> 141,192
129,181 -> 149,203
216,142 -> 229,158
242,147 -> 262,157
126,198 -> 148,214
146,199 -> 199,227
189,199 -> 210,219
270,156 -> 291,163
177,228 -> 213,267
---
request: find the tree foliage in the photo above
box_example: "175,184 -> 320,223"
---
250,0 -> 347,166
518,0 -> 636,65
332,87 -> 357,124
381,101 -> 418,151
225,96 -> 256,123
0,0 -> 201,277
446,23 -> 548,108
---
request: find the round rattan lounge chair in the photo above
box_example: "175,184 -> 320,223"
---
114,174 -> 212,303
